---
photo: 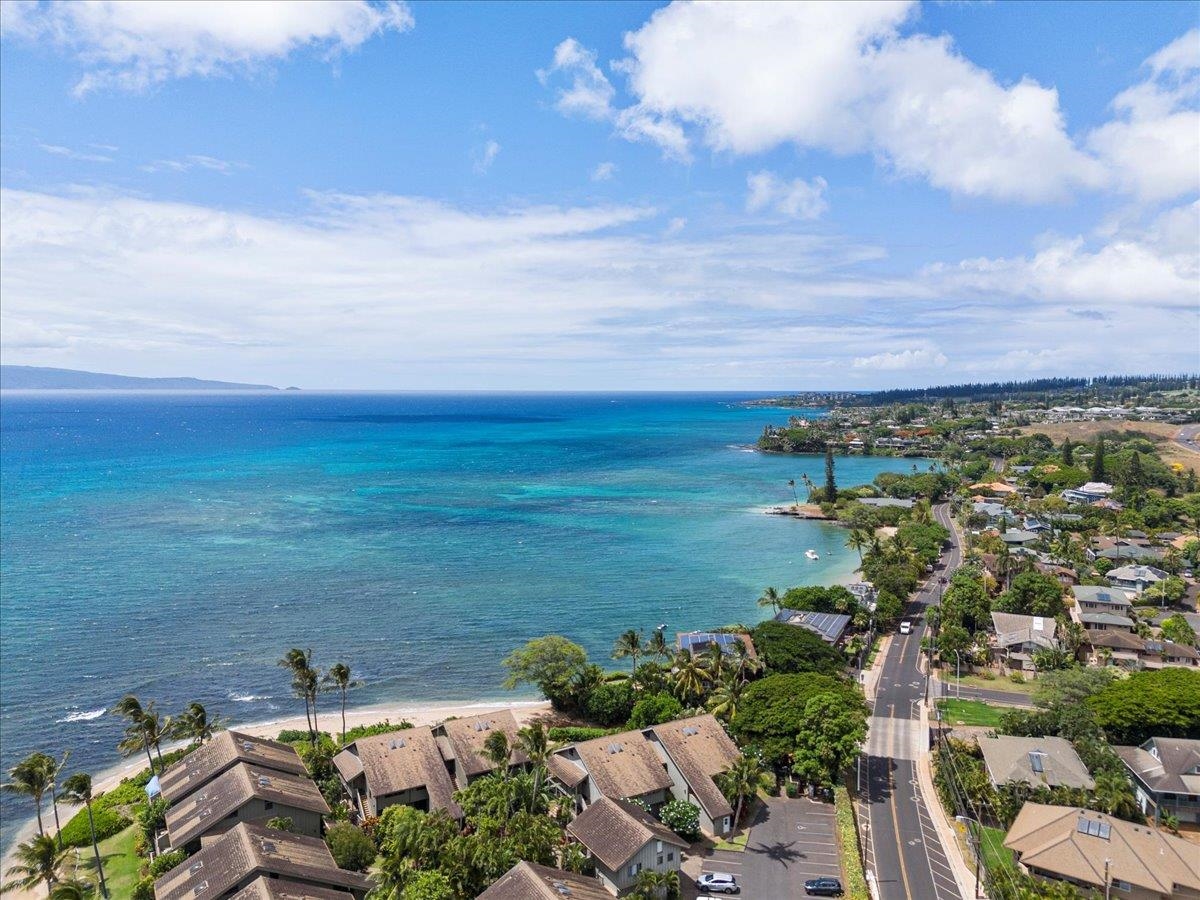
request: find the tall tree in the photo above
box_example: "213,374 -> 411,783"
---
845,529 -> 868,566
45,752 -> 69,849
327,663 -> 353,745
515,721 -> 550,810
756,586 -> 782,614
279,648 -> 318,746
824,445 -> 837,501
60,773 -> 108,898
110,695 -> 155,772
482,730 -> 511,772
670,649 -> 710,707
646,629 -> 670,663
717,754 -> 770,827
1091,438 -> 1106,481
1061,438 -> 1074,466
173,701 -> 222,746
2,834 -> 67,895
611,629 -> 644,670
3,753 -> 55,836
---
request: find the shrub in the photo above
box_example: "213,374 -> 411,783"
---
1009,672 -> 1025,684
266,816 -> 295,833
100,779 -> 152,809
627,692 -> 683,729
659,799 -> 701,842
834,786 -> 870,900
277,729 -> 333,745
342,720 -> 413,744
131,876 -> 156,900
149,849 -> 187,877
548,726 -> 615,743
325,822 -> 376,871
584,680 -> 636,727
59,804 -> 132,847
977,669 -> 996,680
786,782 -> 802,798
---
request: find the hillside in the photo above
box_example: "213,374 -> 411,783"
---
0,366 -> 279,391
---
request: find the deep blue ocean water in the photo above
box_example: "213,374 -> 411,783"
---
0,392 -> 923,843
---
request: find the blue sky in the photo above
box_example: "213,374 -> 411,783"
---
1,1 -> 1197,389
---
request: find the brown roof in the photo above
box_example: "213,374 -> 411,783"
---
435,710 -> 528,778
977,736 -> 1093,791
154,821 -> 372,900
1113,738 -> 1200,796
477,861 -> 613,900
331,726 -> 461,819
649,715 -> 739,820
158,731 -> 308,803
1004,803 -> 1200,896
569,729 -> 674,801
165,761 -> 330,848
1085,629 -> 1145,651
229,877 -> 355,900
567,798 -> 688,871
546,753 -> 588,789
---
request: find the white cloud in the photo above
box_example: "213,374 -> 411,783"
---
142,154 -> 243,174
1,0 -> 413,95
545,3 -> 1200,204
472,139 -> 501,174
746,171 -> 828,219
663,216 -> 686,236
1087,29 -> 1199,203
852,348 -> 947,370
590,161 -> 617,182
38,143 -> 113,163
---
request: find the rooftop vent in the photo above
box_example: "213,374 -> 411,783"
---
474,721 -> 492,732
1077,817 -> 1111,840
193,881 -> 209,896
257,776 -> 272,788
551,881 -> 573,897
240,740 -> 256,752
389,738 -> 407,750
1029,752 -> 1045,775
682,726 -> 700,737
607,742 -> 623,755
261,840 -> 278,854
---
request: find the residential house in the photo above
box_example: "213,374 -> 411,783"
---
773,609 -> 851,644
970,482 -> 1019,497
1144,640 -> 1200,669
158,731 -> 309,805
991,612 -> 1057,671
163,762 -> 329,853
1113,738 -> 1200,825
1085,630 -> 1147,669
230,878 -> 356,900
1077,611 -> 1135,633
648,715 -> 741,836
972,501 -> 1017,527
331,726 -> 461,820
1108,565 -> 1168,595
1061,482 -> 1113,505
857,497 -> 914,509
977,736 -> 1093,791
1003,804 -> 1200,900
1034,562 -> 1078,587
566,798 -> 687,897
1072,585 -> 1133,617
153,822 -> 372,900
999,530 -> 1040,548
478,862 -> 613,900
676,632 -> 756,660
846,581 -> 878,612
1097,545 -> 1166,564
432,710 -> 527,791
549,729 -> 674,812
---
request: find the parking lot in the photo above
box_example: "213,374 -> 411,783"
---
684,795 -> 843,898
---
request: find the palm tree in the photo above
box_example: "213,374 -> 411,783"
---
707,675 -> 745,723
612,629 -> 644,670
483,730 -> 511,771
516,721 -> 551,810
279,648 -> 318,745
49,880 -> 94,900
326,663 -> 353,745
4,752 -> 56,836
173,701 -> 222,746
110,695 -> 156,772
46,751 -> 70,848
725,640 -> 761,684
757,586 -> 782,615
60,773 -> 107,898
670,650 -> 709,707
646,629 -> 670,663
702,641 -> 726,683
718,754 -> 770,828
2,833 -> 67,895
140,706 -> 170,768
632,869 -> 667,900
845,529 -> 868,566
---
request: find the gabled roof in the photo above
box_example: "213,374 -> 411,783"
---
999,530 -> 1039,544
991,612 -> 1057,649
332,726 -> 461,819
1079,612 -> 1134,628
649,715 -> 740,820
154,822 -> 372,900
158,731 -> 308,803
568,729 -> 674,801
1113,738 -> 1200,797
773,609 -> 851,643
567,798 -> 688,871
1071,586 -> 1131,608
978,736 -> 1093,790
1107,564 -> 1167,582
435,710 -> 527,779
1085,629 -> 1145,651
1003,804 -> 1200,896
477,861 -> 612,900
165,761 -> 330,849
229,877 -> 355,900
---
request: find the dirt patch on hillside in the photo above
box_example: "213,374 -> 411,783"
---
1019,420 -> 1199,474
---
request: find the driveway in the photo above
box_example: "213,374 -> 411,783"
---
684,795 -> 841,899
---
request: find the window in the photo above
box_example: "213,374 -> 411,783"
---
657,855 -> 663,865
656,840 -> 663,852
263,801 -> 274,811
1114,880 -> 1131,893
628,863 -> 642,877
667,852 -> 674,862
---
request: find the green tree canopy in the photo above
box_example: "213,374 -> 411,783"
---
627,692 -> 683,729
1032,667 -> 1116,709
1160,614 -> 1197,646
792,691 -> 870,789
750,621 -> 846,676
1087,668 -> 1200,745
780,585 -> 858,615
731,673 -> 858,770
993,571 -> 1065,618
502,635 -> 588,710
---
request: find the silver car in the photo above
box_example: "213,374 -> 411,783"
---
695,872 -> 740,894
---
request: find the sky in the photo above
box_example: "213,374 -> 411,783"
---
0,0 -> 1197,390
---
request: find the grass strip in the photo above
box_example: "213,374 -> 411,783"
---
834,784 -> 870,900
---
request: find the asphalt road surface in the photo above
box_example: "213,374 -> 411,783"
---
1177,424 -> 1200,456
863,503 -> 963,900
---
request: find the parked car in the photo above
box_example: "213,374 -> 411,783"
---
695,872 -> 740,894
899,620 -> 913,635
804,876 -> 845,896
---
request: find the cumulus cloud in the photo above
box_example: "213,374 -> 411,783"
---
472,139 -> 501,174
0,0 -> 413,95
746,171 -> 828,219
852,348 -> 947,370
545,3 -> 1197,203
590,161 -> 617,182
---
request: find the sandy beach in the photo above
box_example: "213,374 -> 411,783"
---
0,697 -> 551,897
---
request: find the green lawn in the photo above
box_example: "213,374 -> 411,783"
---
942,672 -> 1037,695
936,699 -> 1004,727
978,825 -> 1017,881
713,831 -> 749,852
69,824 -> 144,897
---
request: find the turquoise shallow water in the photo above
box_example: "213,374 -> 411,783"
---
0,392 -> 921,842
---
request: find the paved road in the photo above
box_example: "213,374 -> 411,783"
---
1176,424 -> 1200,456
863,503 -> 962,900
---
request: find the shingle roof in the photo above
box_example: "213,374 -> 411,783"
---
1079,612 -> 1134,628
158,731 -> 309,803
1085,629 -> 1145,651
978,736 -> 1094,790
991,612 -> 1057,649
568,729 -> 674,801
773,609 -> 851,643
1108,564 -> 1167,582
1113,738 -> 1200,796
546,753 -> 588,789
649,715 -> 740,820
477,861 -> 613,900
153,822 -> 372,900
331,726 -> 461,819
566,798 -> 688,872
229,877 -> 355,900
165,761 -> 330,849
1072,586 -> 1132,608
1004,804 -> 1200,896
435,710 -> 527,779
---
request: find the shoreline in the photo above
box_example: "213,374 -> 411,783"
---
0,697 -> 551,890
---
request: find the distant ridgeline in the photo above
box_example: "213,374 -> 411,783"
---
0,365 -> 280,391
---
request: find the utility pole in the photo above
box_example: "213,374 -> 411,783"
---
972,821 -> 982,899
1104,858 -> 1112,900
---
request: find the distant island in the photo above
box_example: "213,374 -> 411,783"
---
0,365 -> 280,391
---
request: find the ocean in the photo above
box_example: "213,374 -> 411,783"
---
0,391 -> 923,844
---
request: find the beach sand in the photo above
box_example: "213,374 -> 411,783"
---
0,698 -> 551,897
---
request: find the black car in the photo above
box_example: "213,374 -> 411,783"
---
803,877 -> 844,897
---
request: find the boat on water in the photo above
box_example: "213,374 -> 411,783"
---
805,549 -> 819,560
